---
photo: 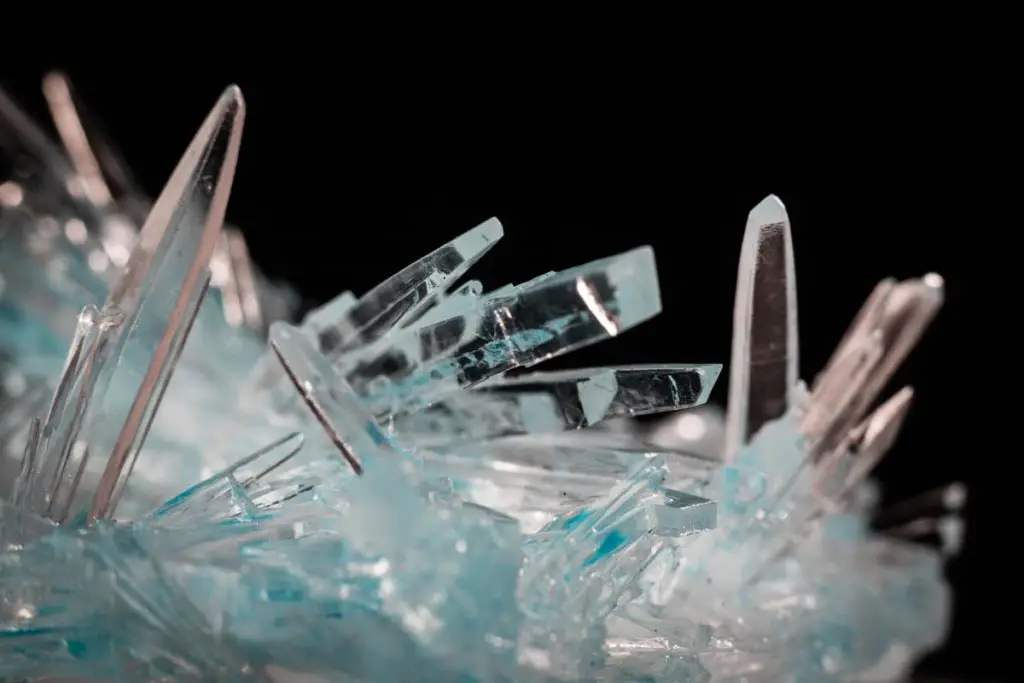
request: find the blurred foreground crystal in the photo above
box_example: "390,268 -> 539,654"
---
0,76 -> 959,682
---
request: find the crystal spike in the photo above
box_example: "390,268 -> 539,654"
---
723,195 -> 798,462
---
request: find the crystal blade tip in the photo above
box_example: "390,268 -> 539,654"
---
41,71 -> 69,90
219,84 -> 246,119
697,364 -> 723,404
623,245 -> 662,321
748,194 -> 788,228
452,217 -> 505,254
922,272 -> 944,292
477,216 -> 504,240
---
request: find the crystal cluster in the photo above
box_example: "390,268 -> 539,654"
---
0,77 -> 961,682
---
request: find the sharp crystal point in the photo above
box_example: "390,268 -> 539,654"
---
114,84 -> 244,304
806,274 -> 941,457
15,88 -> 247,523
724,194 -> 798,462
825,385 -> 915,498
311,216 -> 505,357
0,84 -> 955,683
862,385 -> 914,448
747,193 -> 789,227
697,363 -> 723,404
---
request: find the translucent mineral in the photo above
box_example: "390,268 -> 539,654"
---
0,77 -> 960,682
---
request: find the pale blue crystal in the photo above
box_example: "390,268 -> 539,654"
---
0,78 -> 954,683
344,245 -> 662,416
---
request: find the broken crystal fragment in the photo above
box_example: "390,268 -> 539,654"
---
394,364 -> 721,443
0,75 -> 956,683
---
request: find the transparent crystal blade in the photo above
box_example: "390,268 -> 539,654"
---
20,304 -> 119,520
148,431 -> 304,527
483,364 -> 721,420
315,217 -> 504,357
22,86 -> 245,522
269,322 -> 395,474
805,274 -> 942,456
395,364 -> 720,441
348,245 -> 662,415
38,74 -> 286,334
816,386 -> 915,501
405,279 -> 484,330
724,195 -> 798,462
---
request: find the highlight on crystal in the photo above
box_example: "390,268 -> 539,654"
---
0,76 -> 962,682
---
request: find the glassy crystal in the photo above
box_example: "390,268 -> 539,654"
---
394,364 -> 721,444
341,245 -> 662,417
0,76 -> 956,683
314,217 -> 504,358
20,86 -> 246,524
723,195 -> 798,462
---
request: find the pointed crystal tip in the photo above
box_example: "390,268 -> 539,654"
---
923,272 -> 944,290
219,85 -> 246,117
944,482 -> 967,510
477,216 -> 504,240
748,194 -> 788,227
698,364 -> 723,404
41,70 -> 68,90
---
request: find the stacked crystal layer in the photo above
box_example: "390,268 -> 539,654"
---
0,78 -> 961,682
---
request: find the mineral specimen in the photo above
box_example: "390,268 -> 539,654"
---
0,76 -> 961,682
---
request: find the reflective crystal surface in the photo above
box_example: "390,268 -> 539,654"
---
0,77 -> 957,683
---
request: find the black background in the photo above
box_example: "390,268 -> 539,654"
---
1,11 -> 1012,680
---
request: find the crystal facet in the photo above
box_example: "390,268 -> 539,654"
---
0,77 -> 958,683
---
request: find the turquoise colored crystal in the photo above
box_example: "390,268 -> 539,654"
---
0,80 -> 954,682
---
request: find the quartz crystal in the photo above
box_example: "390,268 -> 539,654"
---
0,77 -> 960,682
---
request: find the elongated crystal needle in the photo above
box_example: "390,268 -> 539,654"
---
41,72 -> 112,208
838,386 -> 914,494
41,72 -> 142,205
805,275 -> 943,459
10,417 -> 42,507
86,87 -> 245,521
269,340 -> 364,475
724,195 -> 799,462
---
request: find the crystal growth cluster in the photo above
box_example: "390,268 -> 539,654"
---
0,77 -> 961,682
